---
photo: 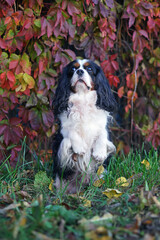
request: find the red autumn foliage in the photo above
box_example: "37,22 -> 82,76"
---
0,0 -> 159,163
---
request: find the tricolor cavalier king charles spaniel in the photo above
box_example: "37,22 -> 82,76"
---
53,59 -> 117,193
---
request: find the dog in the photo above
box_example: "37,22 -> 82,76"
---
52,59 -> 117,193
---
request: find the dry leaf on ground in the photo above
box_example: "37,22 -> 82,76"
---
102,189 -> 123,199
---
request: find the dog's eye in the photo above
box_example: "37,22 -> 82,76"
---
71,67 -> 76,72
86,66 -> 92,72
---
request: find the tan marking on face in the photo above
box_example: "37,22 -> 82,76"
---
74,62 -> 80,68
83,62 -> 90,67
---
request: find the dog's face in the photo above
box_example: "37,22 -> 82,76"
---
67,59 -> 96,93
53,58 -> 117,115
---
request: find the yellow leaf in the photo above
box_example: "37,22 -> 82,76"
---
19,215 -> 27,226
23,73 -> 35,89
85,226 -> 112,240
93,178 -> 105,187
46,129 -> 53,138
48,179 -> 54,192
97,165 -> 105,176
80,197 -> 91,207
16,73 -> 27,92
102,189 -> 123,199
90,213 -> 113,223
53,198 -> 60,204
115,177 -> 130,187
141,159 -> 150,170
116,141 -> 124,154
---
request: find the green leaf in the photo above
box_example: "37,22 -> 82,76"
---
0,19 -> 5,36
10,54 -> 20,61
34,19 -> 41,28
7,29 -> 14,39
23,73 -> 35,89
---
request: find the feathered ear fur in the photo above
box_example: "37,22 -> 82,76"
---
53,66 -> 71,116
94,64 -> 117,113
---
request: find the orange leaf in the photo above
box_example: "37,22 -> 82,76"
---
118,86 -> 124,98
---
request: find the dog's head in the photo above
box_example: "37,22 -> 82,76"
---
53,59 -> 117,115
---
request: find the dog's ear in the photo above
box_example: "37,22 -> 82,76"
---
53,66 -> 71,115
94,65 -> 117,113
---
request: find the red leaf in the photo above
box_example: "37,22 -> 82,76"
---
108,75 -> 120,87
9,60 -> 19,69
34,42 -> 42,56
25,28 -> 34,41
4,16 -> 11,25
0,38 -> 7,49
64,49 -> 76,60
47,20 -> 53,38
4,127 -> 10,146
5,0 -> 15,6
67,2 -> 81,16
12,126 -> 23,138
23,19 -> 32,29
126,74 -> 136,89
9,93 -> 18,103
41,17 -> 47,36
9,117 -> 21,126
42,111 -> 54,128
7,71 -> 15,83
111,60 -> 119,71
118,86 -> 124,98
28,110 -> 41,130
18,106 -> 29,123
139,30 -> 148,39
147,17 -> 155,30
129,15 -> 135,28
0,125 -> 7,135
134,53 -> 143,71
39,59 -> 45,75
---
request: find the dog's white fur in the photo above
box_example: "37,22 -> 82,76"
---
57,60 -> 116,175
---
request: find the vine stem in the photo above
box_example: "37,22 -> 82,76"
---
131,70 -> 138,145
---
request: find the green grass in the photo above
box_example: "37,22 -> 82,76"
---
0,147 -> 160,240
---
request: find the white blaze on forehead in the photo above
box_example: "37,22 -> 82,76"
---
77,59 -> 89,68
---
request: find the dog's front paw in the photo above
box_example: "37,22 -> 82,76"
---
92,149 -> 107,162
72,142 -> 87,155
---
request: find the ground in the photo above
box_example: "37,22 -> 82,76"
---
0,147 -> 160,240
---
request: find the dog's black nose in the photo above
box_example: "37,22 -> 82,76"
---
76,69 -> 84,76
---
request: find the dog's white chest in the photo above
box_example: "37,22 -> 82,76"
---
68,91 -> 97,120
59,91 -> 108,145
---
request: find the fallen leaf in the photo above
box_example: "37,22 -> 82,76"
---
141,159 -> 150,170
85,226 -> 112,240
97,165 -> 105,176
19,212 -> 27,226
115,177 -> 130,187
49,179 -> 54,192
93,165 -> 106,187
80,197 -> 91,208
0,203 -> 21,214
0,192 -> 13,204
17,190 -> 32,199
151,196 -> 160,209
32,231 -> 59,240
91,213 -> 113,223
102,189 -> 123,199
93,179 -> 105,187
79,213 -> 113,226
